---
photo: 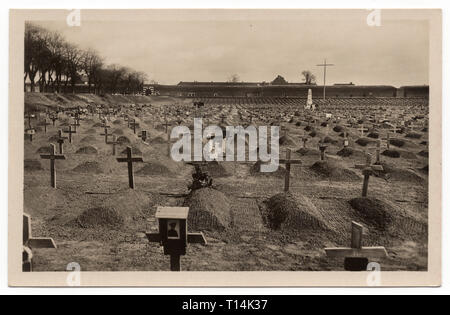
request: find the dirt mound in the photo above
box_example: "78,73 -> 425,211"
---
296,148 -> 319,156
333,126 -> 343,133
323,136 -> 337,144
36,146 -> 52,154
367,132 -> 379,139
250,160 -> 286,178
150,136 -> 167,144
389,139 -> 405,147
120,147 -> 142,155
304,126 -> 314,132
263,192 -> 326,231
84,128 -> 97,134
136,162 -> 171,176
48,135 -> 60,142
349,198 -> 393,231
420,141 -> 428,146
420,165 -> 429,173
113,129 -> 124,135
418,150 -> 429,157
309,131 -> 317,137
374,163 -> 425,184
76,207 -> 124,229
24,159 -> 43,171
405,132 -> 422,139
279,135 -> 295,146
320,122 -> 328,127
336,147 -> 354,157
399,150 -> 417,160
310,161 -> 359,181
113,120 -> 122,125
183,188 -> 231,232
80,135 -> 97,143
382,150 -> 400,158
75,146 -> 98,154
72,161 -> 103,174
355,138 -> 374,147
116,136 -> 131,144
92,122 -> 103,127
201,161 -> 229,178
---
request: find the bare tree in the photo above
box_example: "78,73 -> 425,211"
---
82,49 -> 103,93
302,70 -> 316,85
228,74 -> 240,83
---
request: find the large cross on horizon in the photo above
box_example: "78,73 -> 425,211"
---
316,59 -> 335,100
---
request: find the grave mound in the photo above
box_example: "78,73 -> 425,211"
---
295,122 -> 302,127
48,135 -> 60,142
85,128 -> 96,134
92,122 -> 103,127
116,136 -> 131,144
381,150 -> 401,158
422,127 -> 428,132
201,161 -> 229,178
113,120 -> 122,125
136,162 -> 171,176
24,159 -> 43,171
389,139 -> 405,147
420,141 -> 428,146
80,135 -> 97,144
367,132 -> 379,139
75,146 -> 98,154
418,150 -> 429,158
310,161 -> 359,181
333,126 -> 344,133
113,129 -> 124,135
72,161 -> 103,174
355,138 -> 374,147
36,146 -> 52,154
263,192 -> 326,231
120,147 -> 142,155
349,198 -> 393,231
420,165 -> 429,173
374,163 -> 425,184
336,147 -> 354,157
309,131 -> 317,137
405,132 -> 422,139
250,160 -> 286,178
184,188 -> 231,232
399,150 -> 417,160
279,135 -> 295,146
304,126 -> 314,132
76,207 -> 124,229
296,148 -> 318,156
320,122 -> 328,127
150,136 -> 166,144
323,136 -> 337,144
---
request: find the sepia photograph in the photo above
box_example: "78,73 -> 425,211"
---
8,8 -> 442,287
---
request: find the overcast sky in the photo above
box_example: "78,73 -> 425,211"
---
36,10 -> 429,87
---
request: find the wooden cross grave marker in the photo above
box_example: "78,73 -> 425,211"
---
325,221 -> 388,271
50,115 -> 58,126
129,120 -> 139,134
146,207 -> 207,271
116,146 -> 144,189
70,120 -> 80,132
40,144 -> 66,188
358,124 -> 369,137
63,125 -> 76,143
355,153 -> 384,197
382,132 -> 392,150
100,127 -> 111,144
375,140 -> 382,164
279,149 -> 302,192
41,119 -> 51,133
108,135 -> 120,156
57,130 -> 68,154
25,127 -> 36,142
318,138 -> 328,161
301,134 -> 309,148
138,130 -> 148,142
23,213 -> 57,272
25,113 -> 35,127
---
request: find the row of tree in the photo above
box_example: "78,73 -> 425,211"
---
227,71 -> 316,85
24,22 -> 148,95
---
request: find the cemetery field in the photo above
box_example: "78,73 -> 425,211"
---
23,94 -> 429,271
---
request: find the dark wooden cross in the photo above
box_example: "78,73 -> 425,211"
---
138,130 -> 148,142
382,132 -> 391,150
355,153 -> 384,197
375,140 -> 382,164
40,143 -> 66,188
279,149 -> 303,192
318,138 -> 328,161
325,221 -> 388,271
23,213 -> 57,272
63,125 -> 76,143
50,115 -> 58,126
358,124 -> 369,137
75,115 -> 83,127
162,119 -> 171,134
41,119 -> 51,133
100,127 -> 111,144
116,146 -> 144,189
108,135 -> 120,156
301,134 -> 308,148
25,127 -> 36,142
129,120 -> 138,134
57,130 -> 68,154
25,113 -> 35,127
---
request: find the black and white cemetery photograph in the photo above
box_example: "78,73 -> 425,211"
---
9,8 -> 442,287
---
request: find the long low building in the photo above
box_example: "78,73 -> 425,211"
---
145,81 -> 429,99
